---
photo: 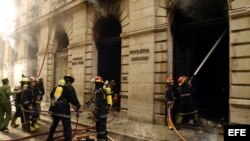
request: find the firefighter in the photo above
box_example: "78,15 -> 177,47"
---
110,80 -> 119,112
164,76 -> 176,130
20,77 -> 39,132
47,74 -> 81,141
36,77 -> 45,119
0,78 -> 22,132
176,75 -> 199,127
11,77 -> 30,128
29,77 -> 40,129
90,76 -> 112,141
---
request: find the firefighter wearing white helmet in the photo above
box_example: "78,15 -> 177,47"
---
20,76 -> 39,132
47,74 -> 81,141
90,76 -> 111,141
11,76 -> 30,128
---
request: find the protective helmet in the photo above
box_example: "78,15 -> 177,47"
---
29,76 -> 37,82
166,76 -> 173,84
37,77 -> 43,82
64,74 -> 75,84
178,75 -> 188,86
104,80 -> 109,85
20,77 -> 30,83
58,79 -> 66,86
90,76 -> 104,83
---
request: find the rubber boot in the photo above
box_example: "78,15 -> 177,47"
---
175,115 -> 183,130
193,113 -> 200,127
29,122 -> 36,132
33,121 -> 40,129
11,116 -> 19,128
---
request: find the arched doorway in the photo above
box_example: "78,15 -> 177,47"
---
171,0 -> 229,122
54,24 -> 69,84
93,14 -> 122,92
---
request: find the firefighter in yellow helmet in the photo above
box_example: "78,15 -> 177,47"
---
20,76 -> 40,132
90,76 -> 112,141
47,74 -> 81,141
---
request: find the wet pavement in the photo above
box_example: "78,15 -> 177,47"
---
43,103 -> 224,141
0,103 -> 224,141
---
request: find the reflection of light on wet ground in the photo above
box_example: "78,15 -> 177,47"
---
38,103 -> 224,141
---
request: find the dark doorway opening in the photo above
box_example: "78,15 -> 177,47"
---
55,25 -> 69,50
93,14 -> 122,92
171,0 -> 229,122
54,25 -> 69,85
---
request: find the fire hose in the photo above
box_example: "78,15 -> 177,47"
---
188,28 -> 227,83
37,0 -> 58,78
167,105 -> 187,141
1,128 -> 88,141
1,106 -> 116,141
167,29 -> 227,141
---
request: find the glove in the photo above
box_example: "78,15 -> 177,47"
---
167,101 -> 174,108
76,104 -> 81,111
113,94 -> 119,103
29,106 -> 33,111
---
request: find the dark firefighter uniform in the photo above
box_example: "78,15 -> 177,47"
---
36,77 -> 45,119
164,77 -> 176,130
176,76 -> 199,126
47,74 -> 81,141
90,76 -> 113,141
110,80 -> 120,112
11,77 -> 30,128
29,77 -> 40,129
21,79 -> 39,132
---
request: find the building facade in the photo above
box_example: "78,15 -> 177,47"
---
1,0 -> 250,125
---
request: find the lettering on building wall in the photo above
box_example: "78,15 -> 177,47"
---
122,76 -> 127,81
130,48 -> 150,62
72,57 -> 84,65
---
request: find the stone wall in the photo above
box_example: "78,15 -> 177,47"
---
229,0 -> 250,124
10,0 -> 250,125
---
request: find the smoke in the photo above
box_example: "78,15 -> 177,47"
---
0,0 -> 17,37
86,0 -> 107,16
23,34 -> 38,50
176,0 -> 228,21
1,35 -> 16,52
